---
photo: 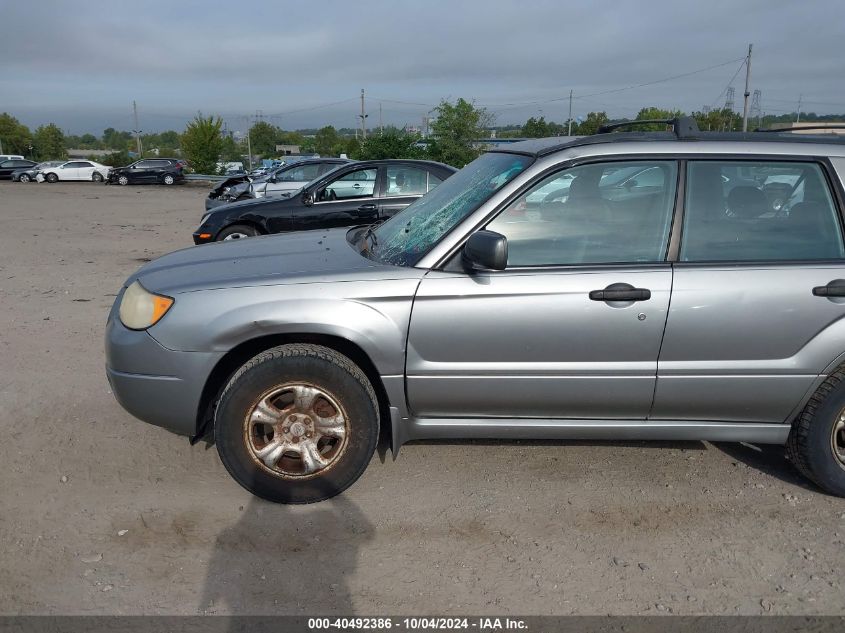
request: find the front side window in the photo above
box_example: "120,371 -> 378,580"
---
680,161 -> 844,262
385,166 -> 429,197
487,160 -> 678,266
278,163 -> 321,182
320,168 -> 376,201
371,153 -> 533,266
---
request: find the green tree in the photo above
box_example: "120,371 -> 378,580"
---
692,107 -> 742,132
180,113 -> 223,174
633,107 -> 685,131
0,113 -> 32,155
314,125 -> 342,156
574,111 -> 609,135
34,124 -> 66,160
219,135 -> 244,162
248,121 -> 281,156
354,127 -> 424,160
521,116 -> 551,138
427,98 -> 493,167
102,127 -> 132,151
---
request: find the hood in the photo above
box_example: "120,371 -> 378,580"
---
132,228 -> 422,294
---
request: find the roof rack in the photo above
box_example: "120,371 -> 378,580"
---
754,124 -> 845,133
597,116 -> 700,139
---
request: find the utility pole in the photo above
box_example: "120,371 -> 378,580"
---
796,94 -> 803,123
567,90 -> 573,136
246,125 -> 253,171
359,89 -> 368,140
741,44 -> 753,132
379,102 -> 383,133
132,100 -> 143,155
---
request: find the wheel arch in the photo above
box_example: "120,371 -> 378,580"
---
217,218 -> 267,239
194,332 -> 392,451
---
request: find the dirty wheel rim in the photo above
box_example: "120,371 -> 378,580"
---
243,383 -> 349,479
164,175 -> 174,184
832,409 -> 845,469
223,232 -> 250,240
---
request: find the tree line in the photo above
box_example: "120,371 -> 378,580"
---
2,100 -> 841,173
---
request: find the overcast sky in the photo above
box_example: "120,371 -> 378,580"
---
2,0 -> 844,134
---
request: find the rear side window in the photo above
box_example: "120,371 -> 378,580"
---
680,161 -> 844,262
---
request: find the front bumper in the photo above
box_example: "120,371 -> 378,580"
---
105,315 -> 225,436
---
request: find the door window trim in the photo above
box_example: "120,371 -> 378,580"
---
673,155 -> 845,266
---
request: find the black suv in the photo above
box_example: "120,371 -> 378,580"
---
108,158 -> 186,186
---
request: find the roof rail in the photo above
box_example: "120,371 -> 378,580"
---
754,124 -> 845,133
597,116 -> 700,139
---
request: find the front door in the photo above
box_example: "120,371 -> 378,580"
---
653,159 -> 845,423
296,167 -> 380,231
406,159 -> 680,419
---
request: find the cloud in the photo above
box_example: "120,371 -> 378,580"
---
2,0 -> 843,132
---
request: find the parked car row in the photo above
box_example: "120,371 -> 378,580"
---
3,157 -> 186,185
195,158 -> 456,243
106,118 -> 845,505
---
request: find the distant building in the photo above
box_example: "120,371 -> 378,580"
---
771,122 -> 845,135
275,144 -> 301,155
67,148 -> 113,158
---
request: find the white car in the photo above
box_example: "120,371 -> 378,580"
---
39,160 -> 111,183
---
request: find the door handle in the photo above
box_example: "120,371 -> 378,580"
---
813,279 -> 845,297
357,203 -> 377,213
589,283 -> 651,302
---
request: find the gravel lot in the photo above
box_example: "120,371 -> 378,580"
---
1,179 -> 844,616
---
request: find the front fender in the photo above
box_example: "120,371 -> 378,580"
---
148,280 -> 419,376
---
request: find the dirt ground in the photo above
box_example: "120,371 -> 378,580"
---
0,179 -> 844,616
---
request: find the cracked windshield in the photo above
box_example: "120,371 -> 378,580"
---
370,153 -> 533,265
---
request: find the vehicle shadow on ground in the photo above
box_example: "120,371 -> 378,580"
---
199,496 -> 373,615
711,441 -> 821,492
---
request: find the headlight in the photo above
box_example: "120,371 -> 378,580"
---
200,213 -> 211,225
119,280 -> 174,330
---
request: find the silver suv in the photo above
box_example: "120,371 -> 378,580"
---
106,118 -> 845,503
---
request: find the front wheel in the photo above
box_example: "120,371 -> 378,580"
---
117,175 -> 129,186
215,344 -> 379,503
19,174 -> 31,183
787,369 -> 845,496
45,173 -> 58,183
92,172 -> 104,182
216,224 -> 258,241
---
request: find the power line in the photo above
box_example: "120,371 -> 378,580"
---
710,59 -> 746,109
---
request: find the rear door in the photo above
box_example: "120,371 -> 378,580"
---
379,165 -> 442,219
653,158 -> 845,423
74,161 -> 96,180
406,159 -> 679,419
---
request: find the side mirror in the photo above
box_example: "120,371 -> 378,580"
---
462,230 -> 508,271
302,191 -> 314,207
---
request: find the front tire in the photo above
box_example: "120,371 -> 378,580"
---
19,174 -> 31,183
215,344 -> 379,503
216,224 -> 258,241
45,173 -> 58,183
787,369 -> 845,496
117,175 -> 129,186
92,172 -> 104,182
